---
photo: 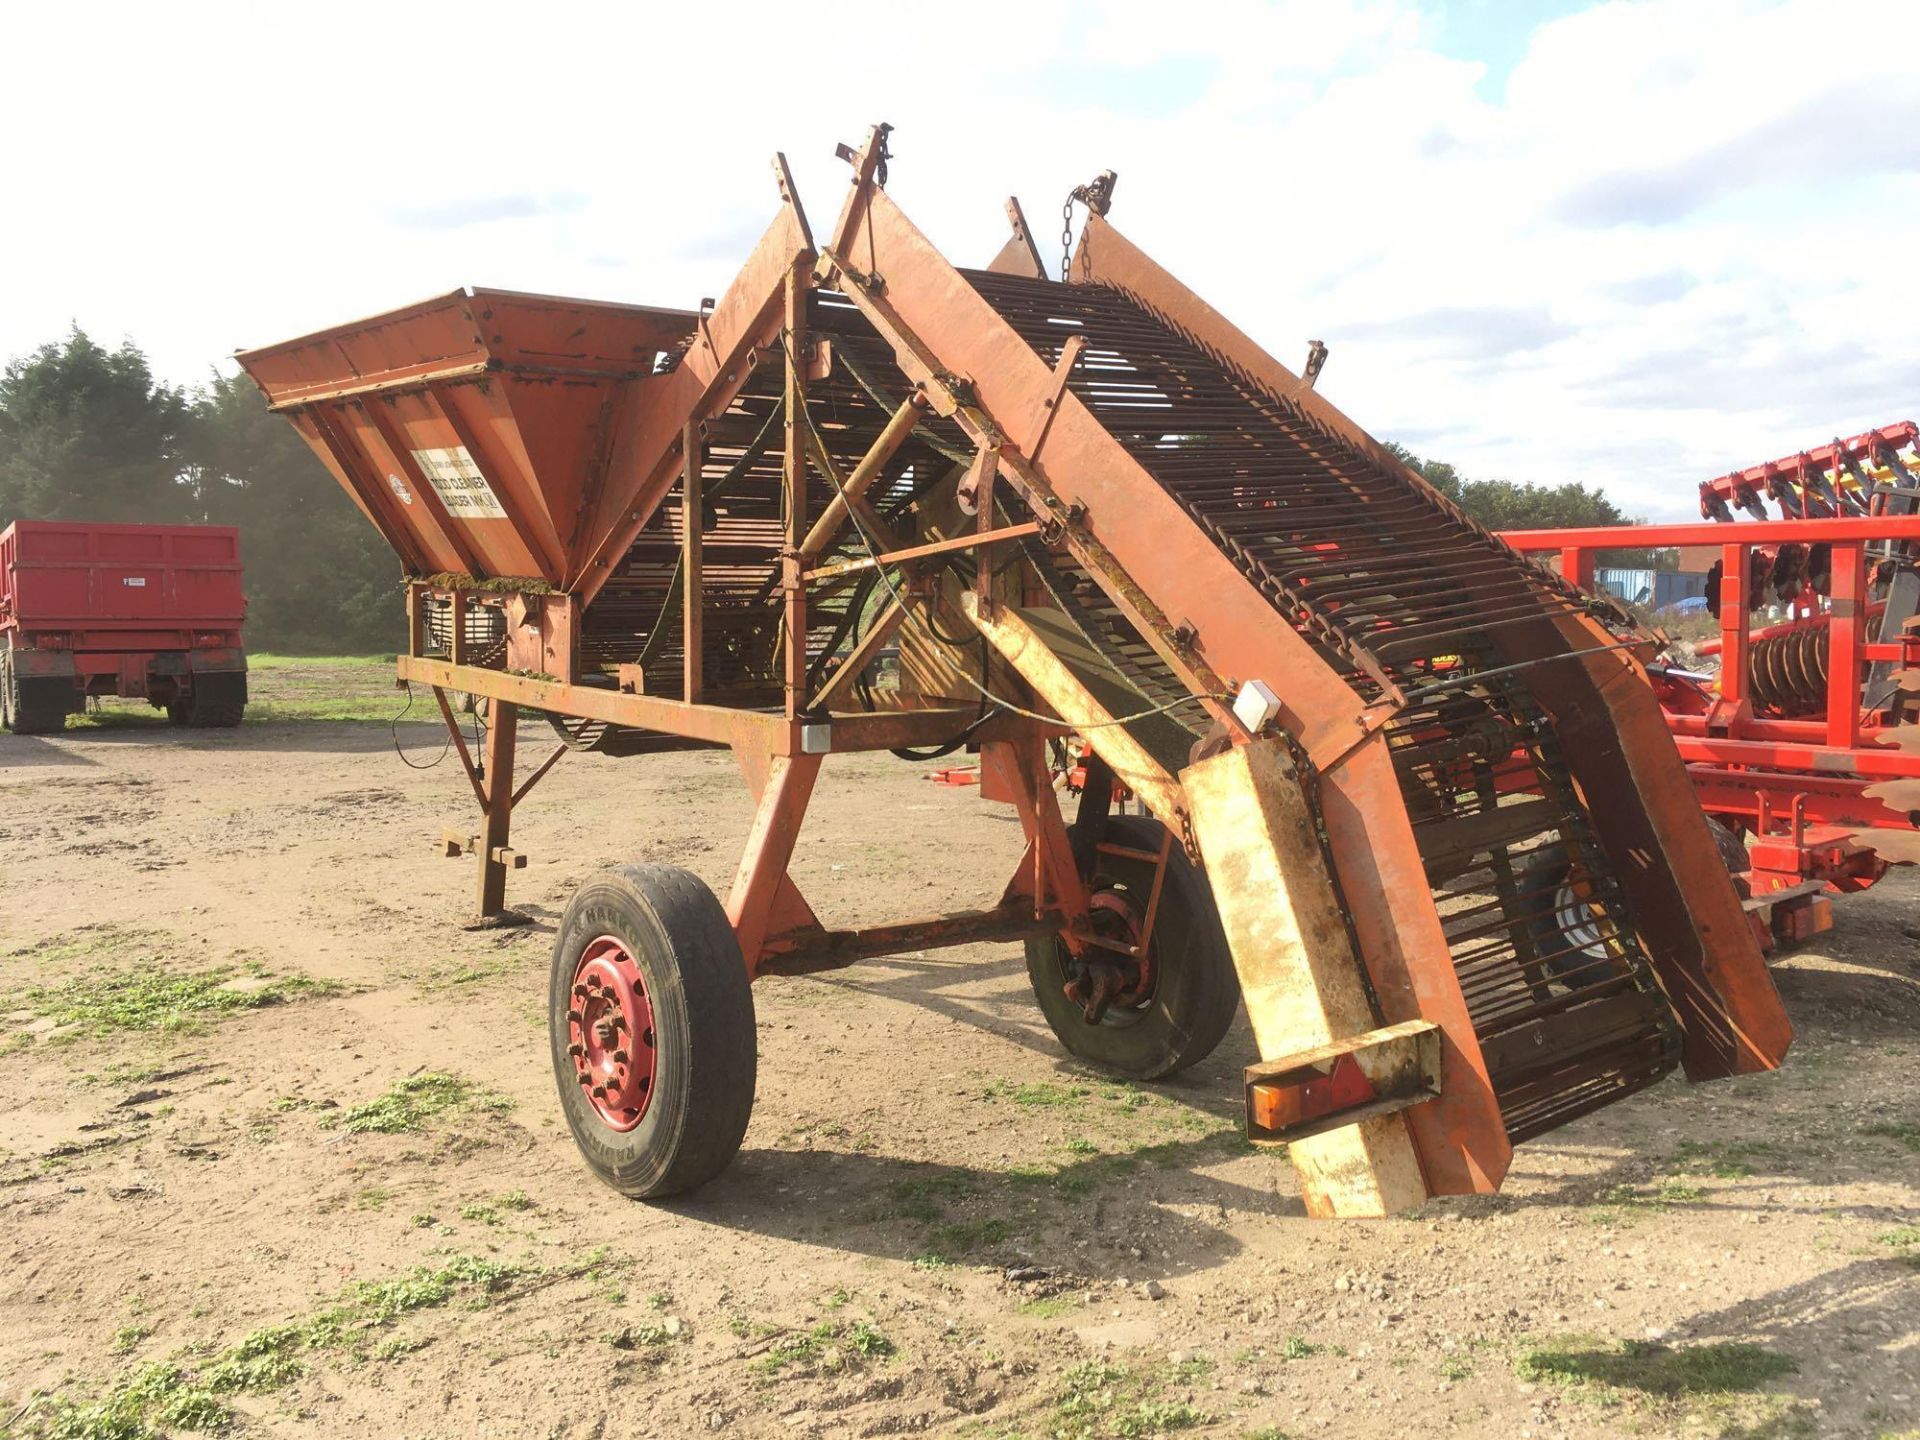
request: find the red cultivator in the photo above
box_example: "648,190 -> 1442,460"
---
238,126 -> 1789,1217
1505,426 -> 1920,944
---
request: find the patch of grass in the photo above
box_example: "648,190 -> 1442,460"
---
1879,1226 -> 1920,1269
1665,1139 -> 1779,1179
605,1318 -> 685,1350
1861,1120 -> 1920,1152
6,958 -> 337,1044
1516,1337 -> 1796,1398
109,1324 -> 151,1356
909,1252 -> 954,1272
248,653 -> 397,670
354,1186 -> 393,1212
1438,1356 -> 1473,1381
1168,1355 -> 1212,1383
981,1079 -> 1090,1108
1051,1358 -> 1209,1438
458,1202 -> 500,1226
1592,1179 -> 1706,1212
1016,1294 -> 1083,1319
1064,1138 -> 1099,1156
929,1217 -> 1010,1254
494,1189 -> 532,1212
1280,1335 -> 1319,1361
399,953 -> 520,993
324,1071 -> 511,1136
883,1170 -> 974,1224
750,1318 -> 895,1378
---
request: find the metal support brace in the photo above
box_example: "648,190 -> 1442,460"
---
1181,738 -> 1432,1217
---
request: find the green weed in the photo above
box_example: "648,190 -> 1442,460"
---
1050,1358 -> 1208,1438
1861,1120 -> 1920,1152
750,1318 -> 895,1377
1016,1294 -> 1083,1319
981,1079 -> 1090,1108
6,960 -> 336,1043
1516,1337 -> 1795,1397
324,1072 -> 511,1136
1665,1139 -> 1779,1179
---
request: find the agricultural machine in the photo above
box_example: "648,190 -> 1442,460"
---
0,521 -> 247,733
1503,423 -> 1920,947
237,126 -> 1789,1218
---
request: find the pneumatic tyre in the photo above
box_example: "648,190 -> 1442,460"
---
1024,815 -> 1240,1080
173,674 -> 247,728
1521,820 -> 1750,985
3,665 -> 69,735
549,864 -> 757,1199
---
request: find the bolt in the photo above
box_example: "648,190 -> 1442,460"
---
572,983 -> 589,999
577,1072 -> 592,1087
566,1007 -> 583,1024
591,1084 -> 608,1099
612,1049 -> 629,1065
567,1043 -> 585,1058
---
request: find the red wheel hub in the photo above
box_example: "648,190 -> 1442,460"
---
1062,890 -> 1155,1023
565,936 -> 658,1132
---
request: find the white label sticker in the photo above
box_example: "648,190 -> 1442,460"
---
123,576 -> 147,587
410,445 -> 506,520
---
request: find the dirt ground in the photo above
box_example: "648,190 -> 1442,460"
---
2,663 -> 1918,1440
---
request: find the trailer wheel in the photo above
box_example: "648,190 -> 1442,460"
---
168,674 -> 247,728
1024,815 -> 1240,1080
549,864 -> 756,1199
2,665 -> 69,735
1521,820 -> 1750,985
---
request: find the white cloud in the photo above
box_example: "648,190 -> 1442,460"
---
2,0 -> 1916,518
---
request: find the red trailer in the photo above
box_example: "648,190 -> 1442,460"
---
0,521 -> 248,734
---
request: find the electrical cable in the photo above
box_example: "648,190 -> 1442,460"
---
389,682 -> 453,770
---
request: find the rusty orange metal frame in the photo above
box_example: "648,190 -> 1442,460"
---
821,183 -> 1510,1194
236,125 -> 1797,1217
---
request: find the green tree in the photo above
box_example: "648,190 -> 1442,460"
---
181,372 -> 399,653
0,329 -> 188,522
1384,440 -> 1665,568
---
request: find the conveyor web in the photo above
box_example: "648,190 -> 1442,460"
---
962,268 -> 1680,1139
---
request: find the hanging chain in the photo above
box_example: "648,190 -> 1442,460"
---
1058,169 -> 1118,282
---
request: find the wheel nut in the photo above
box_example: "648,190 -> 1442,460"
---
572,983 -> 589,999
565,1007 -> 583,1023
612,1049 -> 629,1065
567,1043 -> 584,1058
591,1084 -> 608,1099
577,1072 -> 592,1087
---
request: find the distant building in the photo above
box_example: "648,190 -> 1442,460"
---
1593,567 -> 1709,611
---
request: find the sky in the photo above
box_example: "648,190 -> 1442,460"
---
3,0 -> 1917,521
